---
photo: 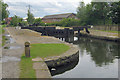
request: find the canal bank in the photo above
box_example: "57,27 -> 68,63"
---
3,27 -> 79,78
3,27 -> 118,79
44,43 -> 79,69
79,29 -> 120,43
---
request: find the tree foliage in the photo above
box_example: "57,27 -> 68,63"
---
33,18 -> 43,26
109,2 -> 120,24
19,20 -> 28,27
0,1 -> 9,21
59,18 -> 80,27
77,1 -> 120,25
45,18 -> 80,27
10,15 -> 23,26
27,10 -> 34,25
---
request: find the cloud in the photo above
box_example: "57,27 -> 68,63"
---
4,0 -> 92,18
48,1 -> 62,7
6,2 -> 28,17
4,0 -> 80,3
44,8 -> 60,13
8,6 -> 27,13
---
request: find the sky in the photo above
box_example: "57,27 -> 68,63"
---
3,0 -> 92,18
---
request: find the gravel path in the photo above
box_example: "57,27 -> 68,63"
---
2,28 -> 24,78
6,27 -> 64,44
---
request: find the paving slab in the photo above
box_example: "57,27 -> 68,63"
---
33,62 -> 48,70
33,62 -> 51,78
36,69 -> 51,78
32,57 -> 43,62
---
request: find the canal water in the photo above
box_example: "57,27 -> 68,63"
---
52,37 -> 119,78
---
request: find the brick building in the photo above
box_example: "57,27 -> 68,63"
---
42,13 -> 78,23
5,17 -> 12,25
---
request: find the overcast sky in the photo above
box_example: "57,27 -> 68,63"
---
3,0 -> 92,18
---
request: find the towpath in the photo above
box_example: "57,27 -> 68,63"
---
81,29 -> 119,38
2,27 -> 64,78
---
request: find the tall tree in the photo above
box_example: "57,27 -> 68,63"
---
0,1 -> 9,21
91,2 -> 110,25
77,2 -> 111,25
109,1 -> 120,24
27,9 -> 34,25
77,2 -> 87,25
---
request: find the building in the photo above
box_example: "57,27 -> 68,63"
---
5,17 -> 12,25
42,13 -> 78,23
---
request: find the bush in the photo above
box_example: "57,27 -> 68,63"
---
10,15 -> 23,26
44,18 -> 80,27
19,21 -> 28,27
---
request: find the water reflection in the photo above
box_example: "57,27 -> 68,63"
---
76,37 -> 119,67
53,36 -> 119,78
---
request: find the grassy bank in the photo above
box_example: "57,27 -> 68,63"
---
99,30 -> 120,34
0,25 -> 5,46
2,36 -> 5,46
20,57 -> 36,78
30,43 -> 70,58
0,26 -> 5,34
20,43 -> 70,78
89,29 -> 120,34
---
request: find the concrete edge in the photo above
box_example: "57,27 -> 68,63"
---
44,43 -> 79,68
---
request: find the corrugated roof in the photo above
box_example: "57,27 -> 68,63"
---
43,13 -> 76,19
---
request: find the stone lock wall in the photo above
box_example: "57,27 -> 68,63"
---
45,51 -> 79,68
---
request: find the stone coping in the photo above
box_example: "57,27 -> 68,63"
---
43,42 -> 79,61
32,42 -> 79,62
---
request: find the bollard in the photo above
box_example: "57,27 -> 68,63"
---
25,41 -> 30,57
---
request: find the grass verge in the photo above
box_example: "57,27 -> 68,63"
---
20,43 -> 70,78
0,25 -> 6,34
0,25 -> 5,46
2,36 -> 5,46
100,30 -> 120,34
89,29 -> 120,34
20,56 -> 36,78
30,43 -> 70,58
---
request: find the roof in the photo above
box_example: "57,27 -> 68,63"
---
5,17 -> 12,20
42,13 -> 76,19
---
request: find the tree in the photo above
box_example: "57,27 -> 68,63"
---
91,2 -> 110,25
77,2 -> 87,25
109,1 -> 120,24
0,1 -> 9,21
77,2 -> 111,25
10,15 -> 23,26
27,9 -> 34,25
33,18 -> 42,26
19,20 -> 28,27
